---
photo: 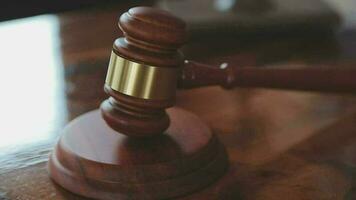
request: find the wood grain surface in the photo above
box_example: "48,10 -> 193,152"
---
1,1 -> 356,200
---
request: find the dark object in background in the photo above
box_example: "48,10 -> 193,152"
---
0,0 -> 117,21
157,0 -> 340,38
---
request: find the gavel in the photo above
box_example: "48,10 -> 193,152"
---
49,6 -> 356,200
103,7 -> 356,137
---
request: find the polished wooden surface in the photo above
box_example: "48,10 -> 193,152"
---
1,1 -> 356,199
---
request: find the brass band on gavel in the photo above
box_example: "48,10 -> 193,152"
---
105,51 -> 179,100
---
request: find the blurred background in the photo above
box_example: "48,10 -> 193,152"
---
0,0 -> 346,21
0,0 -> 346,30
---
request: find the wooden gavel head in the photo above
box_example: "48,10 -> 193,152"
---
101,7 -> 187,137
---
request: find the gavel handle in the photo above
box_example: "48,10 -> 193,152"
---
179,60 -> 356,93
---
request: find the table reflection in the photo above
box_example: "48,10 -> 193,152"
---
0,15 -> 67,168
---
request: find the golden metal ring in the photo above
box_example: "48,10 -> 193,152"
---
105,51 -> 179,100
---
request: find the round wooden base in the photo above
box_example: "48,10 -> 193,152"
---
48,108 -> 228,200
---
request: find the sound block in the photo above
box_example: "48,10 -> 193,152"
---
48,107 -> 228,200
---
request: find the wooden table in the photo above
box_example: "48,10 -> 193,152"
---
1,1 -> 356,199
